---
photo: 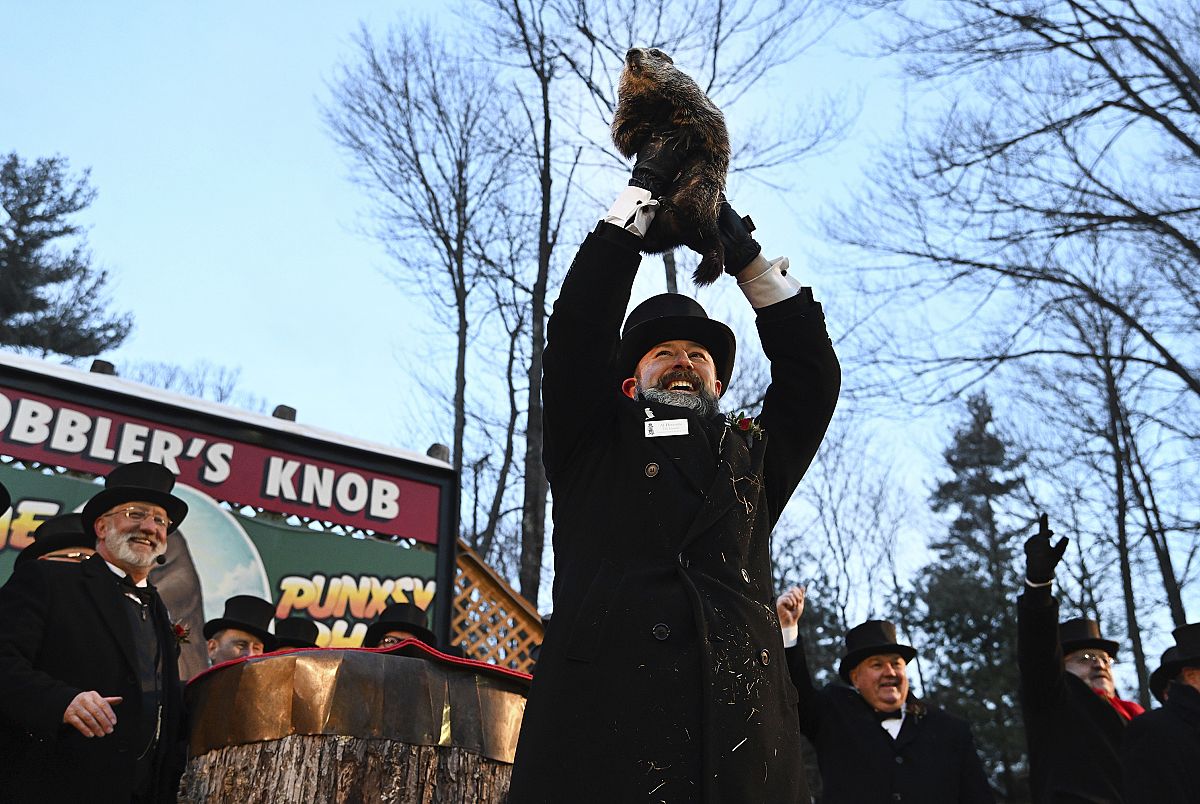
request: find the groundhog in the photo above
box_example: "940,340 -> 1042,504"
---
612,47 -> 730,285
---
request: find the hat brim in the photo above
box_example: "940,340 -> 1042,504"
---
203,618 -> 278,652
363,620 -> 437,649
16,531 -> 94,566
1061,637 -> 1119,660
617,315 -> 735,396
838,643 -> 918,683
82,488 -> 188,537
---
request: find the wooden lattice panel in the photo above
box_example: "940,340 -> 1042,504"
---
452,542 -> 543,673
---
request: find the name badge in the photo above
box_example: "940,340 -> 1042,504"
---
645,419 -> 689,438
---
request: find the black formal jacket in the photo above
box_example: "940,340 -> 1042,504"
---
1019,585 -> 1129,804
507,223 -> 840,803
785,639 -> 994,804
0,554 -> 185,803
1120,681 -> 1200,804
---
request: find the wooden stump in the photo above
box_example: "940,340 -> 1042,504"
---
180,734 -> 512,803
181,647 -> 529,804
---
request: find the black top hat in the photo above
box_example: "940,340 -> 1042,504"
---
203,595 -> 278,651
1162,622 -> 1200,679
81,462 -> 188,536
1059,618 -> 1119,659
617,294 -> 736,396
1150,646 -> 1180,704
274,617 -> 320,649
16,514 -> 91,566
0,481 -> 9,516
838,620 -> 917,682
363,601 -> 437,648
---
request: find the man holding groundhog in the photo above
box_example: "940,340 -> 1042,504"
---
507,132 -> 840,802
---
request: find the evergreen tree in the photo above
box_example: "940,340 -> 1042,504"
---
0,152 -> 131,357
915,392 -> 1028,800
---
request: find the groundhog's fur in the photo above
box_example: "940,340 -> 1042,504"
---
612,47 -> 730,285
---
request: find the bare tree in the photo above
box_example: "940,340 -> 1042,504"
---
122,360 -> 266,412
324,22 -> 517,484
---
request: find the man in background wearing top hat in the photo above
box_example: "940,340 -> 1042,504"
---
777,586 -> 994,803
508,133 -> 840,803
205,594 -> 278,665
15,513 -> 93,565
1019,515 -> 1144,803
0,461 -> 189,803
362,600 -> 437,649
1121,623 -> 1200,803
274,616 -> 320,650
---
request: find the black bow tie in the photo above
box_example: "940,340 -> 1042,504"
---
874,709 -> 903,723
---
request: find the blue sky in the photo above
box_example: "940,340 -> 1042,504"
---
4,2 -> 456,448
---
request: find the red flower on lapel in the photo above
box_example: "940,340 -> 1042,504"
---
729,411 -> 764,441
173,621 -> 191,645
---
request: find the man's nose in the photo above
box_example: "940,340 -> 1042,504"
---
672,351 -> 693,368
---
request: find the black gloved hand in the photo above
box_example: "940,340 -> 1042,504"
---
717,198 -> 763,275
1024,513 -> 1069,584
628,134 -> 688,198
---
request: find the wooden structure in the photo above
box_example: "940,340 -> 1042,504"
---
180,644 -> 530,804
451,541 -> 544,673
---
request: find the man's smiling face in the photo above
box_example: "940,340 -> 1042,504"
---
627,339 -> 722,400
849,653 -> 910,713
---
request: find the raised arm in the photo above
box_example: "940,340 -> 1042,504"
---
541,137 -> 690,477
1017,514 -> 1071,710
715,200 -> 841,524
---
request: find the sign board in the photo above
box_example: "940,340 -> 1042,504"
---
0,352 -> 458,675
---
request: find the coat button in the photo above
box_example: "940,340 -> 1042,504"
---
894,756 -> 904,764
644,462 -> 659,477
652,623 -> 671,641
759,648 -> 771,665
741,568 -> 750,583
678,553 -> 690,568
892,794 -> 902,801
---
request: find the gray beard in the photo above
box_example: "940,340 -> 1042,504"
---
638,384 -> 719,417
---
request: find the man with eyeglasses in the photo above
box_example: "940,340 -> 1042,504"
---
0,461 -> 190,803
1019,514 -> 1144,803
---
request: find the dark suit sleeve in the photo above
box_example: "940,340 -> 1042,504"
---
541,222 -> 642,479
957,721 -> 997,804
754,293 -> 840,526
785,635 -> 825,740
1120,712 -> 1188,804
1017,584 -> 1067,711
0,563 -> 82,737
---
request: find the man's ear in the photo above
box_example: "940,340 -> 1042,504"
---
714,379 -> 723,397
621,377 -> 638,399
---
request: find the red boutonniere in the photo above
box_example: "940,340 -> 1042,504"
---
173,621 -> 191,645
730,411 -> 764,441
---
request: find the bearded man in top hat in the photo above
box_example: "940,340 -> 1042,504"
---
205,594 -> 278,665
0,461 -> 189,803
1121,623 -> 1200,804
507,133 -> 840,804
777,586 -> 994,803
1019,515 -> 1144,803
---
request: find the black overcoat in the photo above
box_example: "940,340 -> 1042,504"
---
1120,681 -> 1200,804
507,223 -> 840,803
1018,586 -> 1129,803
785,640 -> 995,803
0,554 -> 185,803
